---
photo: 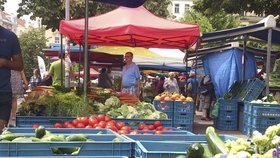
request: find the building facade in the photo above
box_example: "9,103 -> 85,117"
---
170,0 -> 194,20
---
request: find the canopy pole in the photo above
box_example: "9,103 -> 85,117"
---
78,44 -> 82,87
265,29 -> 272,95
60,34 -> 64,86
242,35 -> 247,82
65,0 -> 71,88
83,0 -> 89,101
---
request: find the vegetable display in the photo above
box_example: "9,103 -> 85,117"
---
208,123 -> 280,158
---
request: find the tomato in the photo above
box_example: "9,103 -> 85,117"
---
85,125 -> 93,128
63,121 -> 70,128
53,123 -> 62,128
72,119 -> 79,127
89,115 -> 99,121
155,130 -> 163,134
76,122 -> 85,128
121,126 -> 131,132
106,125 -> 118,131
148,125 -> 155,130
156,126 -> 164,131
98,121 -> 107,128
138,123 -> 146,130
104,116 -> 112,122
115,121 -> 125,130
32,124 -> 40,128
142,127 -> 149,131
66,123 -> 75,128
153,121 -> 161,128
106,121 -> 116,127
89,117 -> 99,126
97,114 -> 105,121
118,129 -> 129,135
78,117 -> 89,126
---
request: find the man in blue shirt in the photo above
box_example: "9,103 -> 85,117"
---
121,52 -> 140,97
0,26 -> 23,133
186,71 -> 199,110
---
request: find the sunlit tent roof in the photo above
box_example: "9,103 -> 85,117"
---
59,6 -> 200,49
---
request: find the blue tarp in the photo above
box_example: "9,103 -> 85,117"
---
203,48 -> 257,97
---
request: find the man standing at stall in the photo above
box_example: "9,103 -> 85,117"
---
121,52 -> 140,97
0,26 -> 24,133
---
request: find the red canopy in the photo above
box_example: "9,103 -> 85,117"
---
74,68 -> 100,78
59,6 -> 200,49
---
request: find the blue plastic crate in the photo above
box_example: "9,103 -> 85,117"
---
173,112 -> 194,124
219,99 -> 238,111
172,123 -> 193,132
127,128 -> 193,135
0,135 -> 132,157
244,102 -> 253,113
134,141 -> 189,158
133,135 -> 237,158
252,105 -> 280,117
214,119 -> 238,131
173,101 -> 194,113
7,128 -> 116,135
114,118 -> 172,127
251,115 -> 280,127
219,109 -> 238,120
243,79 -> 266,101
124,134 -> 235,142
153,100 -> 174,113
16,116 -> 74,127
242,123 -> 251,136
243,112 -> 251,125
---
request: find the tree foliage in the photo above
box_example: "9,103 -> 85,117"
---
8,0 -> 171,31
180,10 -> 213,33
180,10 -> 240,33
193,0 -> 280,20
19,28 -> 48,79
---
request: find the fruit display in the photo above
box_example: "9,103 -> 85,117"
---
154,92 -> 193,102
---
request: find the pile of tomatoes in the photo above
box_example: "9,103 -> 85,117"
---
33,114 -> 173,135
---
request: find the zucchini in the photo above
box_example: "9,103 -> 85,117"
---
186,143 -> 204,158
206,126 -> 227,155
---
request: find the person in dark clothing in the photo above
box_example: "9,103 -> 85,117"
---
98,67 -> 112,88
40,71 -> 53,86
199,75 -> 215,121
155,76 -> 165,95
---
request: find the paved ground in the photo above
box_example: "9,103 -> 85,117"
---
193,111 -> 248,139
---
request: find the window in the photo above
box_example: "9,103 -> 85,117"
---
54,37 -> 60,43
174,4 -> 180,13
185,4 -> 190,11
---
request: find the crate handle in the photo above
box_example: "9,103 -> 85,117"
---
49,143 -> 84,155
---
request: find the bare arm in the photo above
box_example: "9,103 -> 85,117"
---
20,70 -> 29,90
0,54 -> 23,71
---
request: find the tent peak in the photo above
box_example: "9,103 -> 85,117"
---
257,15 -> 276,28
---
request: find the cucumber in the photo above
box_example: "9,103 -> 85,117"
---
66,134 -> 87,141
202,144 -> 214,158
206,126 -> 227,155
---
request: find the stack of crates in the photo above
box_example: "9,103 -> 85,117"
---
214,99 -> 238,131
173,101 -> 194,131
243,102 -> 280,136
153,100 -> 194,131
